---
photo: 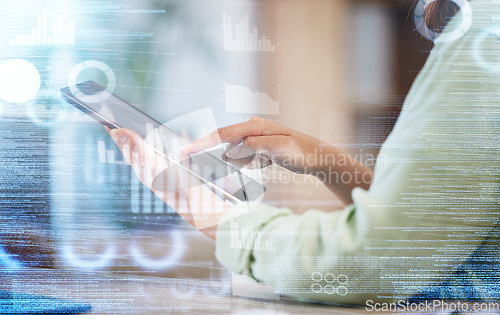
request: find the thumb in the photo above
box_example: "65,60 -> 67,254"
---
243,135 -> 292,157
225,143 -> 256,159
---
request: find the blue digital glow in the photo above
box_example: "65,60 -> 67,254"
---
0,246 -> 23,269
0,0 -> 497,311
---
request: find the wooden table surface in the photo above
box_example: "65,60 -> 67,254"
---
0,267 -> 375,314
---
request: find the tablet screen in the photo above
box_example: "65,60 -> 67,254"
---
60,81 -> 265,203
60,81 -> 168,138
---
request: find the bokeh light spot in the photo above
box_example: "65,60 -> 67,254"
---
0,59 -> 41,104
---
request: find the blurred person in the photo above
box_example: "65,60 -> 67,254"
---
109,0 -> 499,306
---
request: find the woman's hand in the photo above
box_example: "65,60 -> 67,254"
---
183,117 -> 374,206
182,116 -> 327,175
108,128 -> 169,190
107,127 -> 232,239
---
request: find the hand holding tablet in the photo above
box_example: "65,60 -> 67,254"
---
60,81 -> 266,205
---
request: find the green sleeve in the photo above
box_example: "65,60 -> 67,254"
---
216,0 -> 500,306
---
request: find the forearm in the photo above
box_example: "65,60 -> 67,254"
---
311,144 -> 374,206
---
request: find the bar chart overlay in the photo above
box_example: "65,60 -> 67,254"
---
231,221 -> 275,252
97,141 -> 125,165
10,8 -> 75,46
222,12 -> 278,52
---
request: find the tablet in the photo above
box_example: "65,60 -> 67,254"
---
60,81 -> 265,204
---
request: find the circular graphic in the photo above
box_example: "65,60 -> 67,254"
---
68,60 -> 116,103
27,91 -> 73,127
61,244 -> 116,270
311,283 -> 323,294
129,230 -> 186,270
324,273 -> 336,283
338,274 -> 349,285
0,59 -> 41,104
337,286 -> 349,296
324,284 -> 336,295
414,0 -> 472,43
311,271 -> 323,282
472,27 -> 500,73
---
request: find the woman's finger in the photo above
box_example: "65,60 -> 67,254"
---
109,128 -> 170,187
243,135 -> 293,157
109,129 -> 140,163
245,153 -> 273,170
182,117 -> 291,155
223,155 -> 256,169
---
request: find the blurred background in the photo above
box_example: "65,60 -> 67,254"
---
0,0 -> 433,285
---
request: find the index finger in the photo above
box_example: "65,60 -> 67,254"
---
182,117 -> 288,154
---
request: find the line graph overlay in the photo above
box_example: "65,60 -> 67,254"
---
225,83 -> 279,115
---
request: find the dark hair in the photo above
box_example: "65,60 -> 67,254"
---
424,0 -> 464,32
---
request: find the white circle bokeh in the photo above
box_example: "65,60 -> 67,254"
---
324,284 -> 336,295
310,272 -> 350,295
68,60 -> 116,103
311,283 -> 323,294
324,273 -> 336,283
128,230 -> 186,271
472,27 -> 500,73
414,0 -> 472,43
337,286 -> 349,296
311,271 -> 323,282
27,91 -> 72,127
0,59 -> 41,104
338,274 -> 349,285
